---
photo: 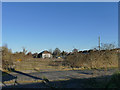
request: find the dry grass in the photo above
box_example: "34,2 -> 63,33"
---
14,58 -> 67,71
3,79 -> 43,85
2,46 -> 119,72
65,50 -> 119,69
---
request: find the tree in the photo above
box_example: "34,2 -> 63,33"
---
2,46 -> 14,70
22,47 -> 27,55
60,51 -> 68,59
32,53 -> 38,58
49,49 -> 53,53
100,43 -> 116,50
72,48 -> 78,53
93,42 -> 116,50
27,52 -> 32,56
53,48 -> 61,57
61,51 -> 65,56
2,46 -> 12,61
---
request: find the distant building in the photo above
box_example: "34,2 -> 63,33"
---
112,48 -> 120,53
38,51 -> 52,59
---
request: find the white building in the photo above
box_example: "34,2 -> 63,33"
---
41,51 -> 52,59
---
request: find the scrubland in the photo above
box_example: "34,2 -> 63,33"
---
1,46 -> 119,72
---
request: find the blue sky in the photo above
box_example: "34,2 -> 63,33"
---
2,2 -> 118,53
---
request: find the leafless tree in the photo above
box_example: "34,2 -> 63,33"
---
72,48 -> 78,53
53,48 -> 61,57
100,43 -> 116,50
22,47 -> 27,55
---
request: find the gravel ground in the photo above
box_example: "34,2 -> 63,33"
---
2,68 -> 118,88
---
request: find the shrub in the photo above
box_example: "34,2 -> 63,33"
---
105,71 -> 120,88
65,49 -> 118,69
2,46 -> 14,70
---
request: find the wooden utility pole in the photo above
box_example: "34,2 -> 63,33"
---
118,1 -> 120,70
98,36 -> 100,50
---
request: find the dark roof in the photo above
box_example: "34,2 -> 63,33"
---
42,51 -> 51,54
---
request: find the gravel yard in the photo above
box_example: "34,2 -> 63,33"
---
2,68 -> 118,88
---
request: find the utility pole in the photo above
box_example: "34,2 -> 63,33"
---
98,36 -> 100,50
118,1 -> 120,70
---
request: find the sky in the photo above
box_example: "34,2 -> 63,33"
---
2,2 -> 118,53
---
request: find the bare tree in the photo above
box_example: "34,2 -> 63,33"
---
27,52 -> 32,56
100,43 -> 116,50
72,48 -> 78,53
93,42 -> 116,50
22,47 -> 27,55
49,49 -> 53,53
53,48 -> 61,57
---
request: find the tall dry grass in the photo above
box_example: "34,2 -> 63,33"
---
65,49 -> 119,69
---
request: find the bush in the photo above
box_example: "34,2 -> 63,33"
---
105,71 -> 120,88
65,49 -> 118,69
2,46 -> 14,70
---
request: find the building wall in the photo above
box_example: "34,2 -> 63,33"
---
42,53 -> 52,58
